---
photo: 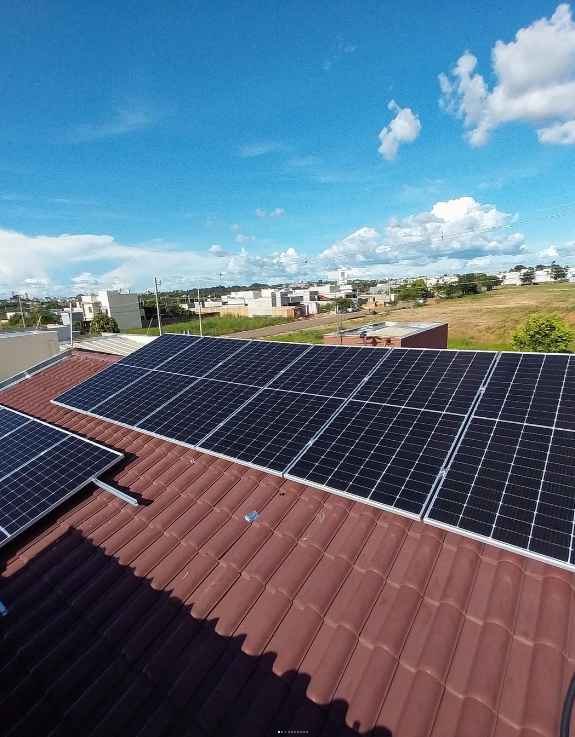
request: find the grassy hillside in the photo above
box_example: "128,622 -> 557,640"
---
265,284 -> 575,350
124,314 -> 293,337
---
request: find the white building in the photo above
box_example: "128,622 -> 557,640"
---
501,267 -> 555,286
73,290 -> 144,330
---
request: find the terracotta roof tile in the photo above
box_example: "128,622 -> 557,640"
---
1,351 -> 575,737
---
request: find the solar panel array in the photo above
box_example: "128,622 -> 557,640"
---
0,404 -> 123,546
54,335 -> 496,520
425,353 -> 575,569
52,335 -> 575,572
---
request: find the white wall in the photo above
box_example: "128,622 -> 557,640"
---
0,332 -> 60,381
97,290 -> 142,330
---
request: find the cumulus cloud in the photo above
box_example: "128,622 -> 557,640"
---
0,227 -> 308,297
539,245 -> 559,258
255,207 -> 284,218
209,244 -> 228,257
320,196 -> 527,273
378,101 -> 422,160
235,234 -> 256,244
229,223 -> 242,232
226,247 -> 302,278
440,4 -> 575,145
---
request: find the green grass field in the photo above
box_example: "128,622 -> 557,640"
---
124,314 -> 294,337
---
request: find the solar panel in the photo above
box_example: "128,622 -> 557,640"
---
353,349 -> 496,414
197,389 -> 344,472
0,406 -> 30,439
54,365 -> 148,412
268,344 -> 390,398
425,418 -> 575,567
89,371 -> 198,427
287,402 -> 464,516
137,379 -> 260,446
475,352 -> 575,430
119,333 -> 201,369
212,340 -> 312,387
0,405 -> 123,545
154,336 -> 247,378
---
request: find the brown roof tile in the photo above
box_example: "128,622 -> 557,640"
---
1,351 -> 575,737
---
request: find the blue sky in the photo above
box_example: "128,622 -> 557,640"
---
0,0 -> 574,296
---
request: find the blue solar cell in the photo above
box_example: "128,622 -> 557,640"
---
119,333 -> 201,369
53,365 -> 148,412
268,344 -> 389,398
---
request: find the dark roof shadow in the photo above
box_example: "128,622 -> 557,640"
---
0,528 -> 393,737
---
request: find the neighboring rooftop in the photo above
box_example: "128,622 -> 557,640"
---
325,321 -> 449,349
329,320 -> 446,339
0,351 -> 573,737
73,332 -> 157,356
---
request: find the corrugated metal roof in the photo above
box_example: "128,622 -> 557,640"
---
0,352 -> 573,737
73,333 -> 157,356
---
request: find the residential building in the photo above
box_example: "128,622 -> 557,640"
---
0,349 -> 571,737
184,283 -> 358,318
72,290 -> 144,330
324,320 -> 448,348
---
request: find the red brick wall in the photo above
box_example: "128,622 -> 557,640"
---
323,323 -> 448,349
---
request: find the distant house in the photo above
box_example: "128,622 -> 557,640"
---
69,290 -> 144,330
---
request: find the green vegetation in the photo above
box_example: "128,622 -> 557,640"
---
90,313 -> 120,333
321,297 -> 354,312
520,268 -> 536,285
395,278 -> 430,302
265,315 -> 379,344
510,312 -> 574,353
124,314 -> 294,337
447,337 -> 514,352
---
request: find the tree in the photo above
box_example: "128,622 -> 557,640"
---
510,264 -> 527,272
324,297 -> 353,312
90,313 -> 120,334
510,312 -> 574,353
550,263 -> 568,281
476,273 -> 502,291
520,268 -> 535,285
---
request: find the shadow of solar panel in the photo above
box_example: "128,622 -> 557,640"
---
268,344 -> 389,398
54,365 -> 148,412
212,340 -> 311,387
425,417 -> 575,569
137,380 -> 260,446
476,353 -> 575,430
119,333 -> 201,369
353,349 -> 495,414
197,389 -> 343,473
287,401 -> 463,517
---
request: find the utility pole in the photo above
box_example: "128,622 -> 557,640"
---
69,300 -> 74,349
335,304 -> 340,341
197,284 -> 203,337
154,277 -> 163,335
18,294 -> 26,328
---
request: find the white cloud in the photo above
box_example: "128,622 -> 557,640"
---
209,244 -> 228,257
255,207 -> 284,218
226,247 -> 302,279
440,4 -> 575,146
235,234 -> 256,244
378,101 -> 422,160
320,196 -> 527,273
537,119 -> 575,144
0,227 -> 308,297
229,223 -> 242,232
72,102 -> 162,142
539,245 -> 559,258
